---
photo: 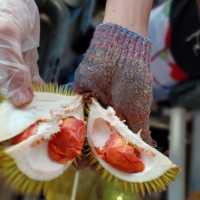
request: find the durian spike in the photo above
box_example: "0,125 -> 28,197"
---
87,150 -> 180,194
33,83 -> 74,96
84,105 -> 90,121
0,95 -> 6,103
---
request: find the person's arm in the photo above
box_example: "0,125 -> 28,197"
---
104,0 -> 153,36
75,0 -> 155,145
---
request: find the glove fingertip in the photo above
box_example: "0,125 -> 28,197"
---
10,87 -> 33,107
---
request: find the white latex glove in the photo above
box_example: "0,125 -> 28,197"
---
0,0 -> 42,107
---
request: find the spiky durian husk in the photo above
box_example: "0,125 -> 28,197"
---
86,147 -> 180,196
0,83 -> 75,107
0,83 -> 74,103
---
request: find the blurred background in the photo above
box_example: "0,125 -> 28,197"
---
1,0 -> 200,200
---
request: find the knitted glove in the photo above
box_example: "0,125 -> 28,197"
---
75,23 -> 155,145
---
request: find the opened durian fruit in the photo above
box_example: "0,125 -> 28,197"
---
87,99 -> 180,194
0,84 -> 180,198
0,84 -> 86,197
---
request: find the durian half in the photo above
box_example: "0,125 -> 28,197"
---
87,99 -> 180,194
0,84 -> 84,195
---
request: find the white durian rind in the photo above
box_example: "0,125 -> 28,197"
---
87,99 -> 177,183
0,92 -> 83,142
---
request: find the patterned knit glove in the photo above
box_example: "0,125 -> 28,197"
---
75,23 -> 154,145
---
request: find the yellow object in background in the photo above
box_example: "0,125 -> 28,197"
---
100,180 -> 140,200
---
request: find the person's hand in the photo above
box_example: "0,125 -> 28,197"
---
0,0 -> 42,107
75,24 -> 155,145
75,0 -> 155,145
75,0 -> 153,144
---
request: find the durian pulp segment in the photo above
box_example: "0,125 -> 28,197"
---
0,92 -> 83,142
87,99 -> 179,183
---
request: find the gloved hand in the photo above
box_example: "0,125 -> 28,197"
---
0,0 -> 42,107
75,24 -> 155,145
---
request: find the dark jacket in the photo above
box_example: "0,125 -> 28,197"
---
170,0 -> 200,78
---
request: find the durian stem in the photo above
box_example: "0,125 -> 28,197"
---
70,171 -> 80,200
